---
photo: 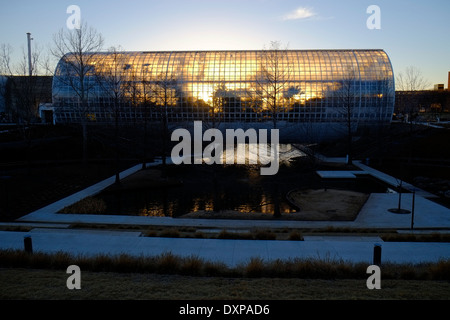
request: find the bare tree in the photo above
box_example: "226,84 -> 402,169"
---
0,75 -> 6,122
207,81 -> 227,128
253,41 -> 292,129
396,66 -> 429,92
0,44 -> 13,76
396,66 -> 430,123
391,66 -> 429,213
0,43 -> 50,124
373,68 -> 395,153
0,44 -> 13,123
51,21 -> 104,163
334,66 -> 360,165
0,41 -> 52,172
94,47 -> 129,184
139,64 -> 156,169
125,63 -> 147,168
154,71 -> 178,171
204,82 -> 229,212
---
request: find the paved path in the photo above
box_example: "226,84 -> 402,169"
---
1,229 -> 449,267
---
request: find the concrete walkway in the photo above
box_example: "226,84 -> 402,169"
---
1,228 -> 449,266
1,159 -> 449,266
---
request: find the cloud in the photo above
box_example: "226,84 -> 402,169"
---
282,7 -> 317,21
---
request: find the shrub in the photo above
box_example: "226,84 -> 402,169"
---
429,259 -> 450,280
288,231 -> 303,241
265,259 -> 296,277
244,257 -> 265,277
159,229 -> 180,238
144,230 -> 158,237
156,252 -> 180,274
194,231 -> 205,238
253,229 -> 276,240
180,255 -> 204,276
0,249 -> 448,281
60,197 -> 107,214
203,261 -> 229,277
217,230 -> 253,240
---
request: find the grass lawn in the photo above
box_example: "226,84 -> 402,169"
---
1,268 -> 449,300
1,249 -> 449,300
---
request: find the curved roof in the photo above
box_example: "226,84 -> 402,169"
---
54,49 -> 393,82
52,49 -> 395,130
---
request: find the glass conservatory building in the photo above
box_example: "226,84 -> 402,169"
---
52,49 -> 394,141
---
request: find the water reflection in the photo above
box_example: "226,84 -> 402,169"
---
115,183 -> 297,217
120,144 -> 304,217
201,143 -> 305,165
96,144 -> 390,217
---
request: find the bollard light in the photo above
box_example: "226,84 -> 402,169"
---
24,235 -> 33,254
373,243 -> 382,266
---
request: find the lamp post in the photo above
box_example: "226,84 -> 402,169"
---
411,189 -> 416,230
26,32 -> 33,76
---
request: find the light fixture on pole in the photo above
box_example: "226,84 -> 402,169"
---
26,32 -> 33,76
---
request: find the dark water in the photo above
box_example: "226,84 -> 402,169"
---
95,164 -> 394,217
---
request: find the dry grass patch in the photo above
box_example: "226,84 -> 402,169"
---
59,197 -> 107,214
181,188 -> 369,221
1,268 -> 449,300
286,188 -> 369,221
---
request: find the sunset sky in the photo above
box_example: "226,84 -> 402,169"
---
1,0 -> 449,88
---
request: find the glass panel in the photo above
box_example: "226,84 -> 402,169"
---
52,50 -> 394,125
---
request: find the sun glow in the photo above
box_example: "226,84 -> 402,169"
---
191,83 -> 214,103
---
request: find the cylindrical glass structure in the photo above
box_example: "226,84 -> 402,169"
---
52,49 -> 394,140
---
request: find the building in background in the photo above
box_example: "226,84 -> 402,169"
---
394,71 -> 450,122
448,71 -> 450,91
0,75 -> 52,124
0,76 -> 7,122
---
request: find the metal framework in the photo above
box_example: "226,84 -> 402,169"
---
52,49 -> 394,139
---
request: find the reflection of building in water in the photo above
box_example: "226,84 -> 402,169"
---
52,50 -> 394,141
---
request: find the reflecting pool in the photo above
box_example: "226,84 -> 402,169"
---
93,147 -> 393,217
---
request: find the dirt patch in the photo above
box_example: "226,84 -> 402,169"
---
286,188 -> 369,221
180,189 -> 369,221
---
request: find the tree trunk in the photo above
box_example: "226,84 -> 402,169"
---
272,182 -> 281,218
347,105 -> 353,165
142,111 -> 148,169
114,109 -> 120,185
81,120 -> 88,165
161,106 -> 168,178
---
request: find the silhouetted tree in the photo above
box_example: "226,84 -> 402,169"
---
335,66 -> 359,165
393,66 -> 429,213
0,42 -> 51,171
94,47 -> 129,184
154,71 -> 178,172
253,41 -> 292,129
396,66 -> 430,124
51,22 -> 104,163
128,63 -> 151,169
